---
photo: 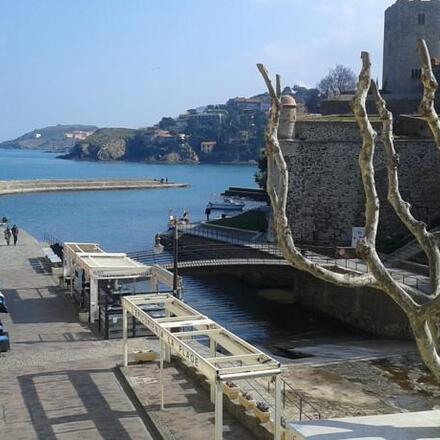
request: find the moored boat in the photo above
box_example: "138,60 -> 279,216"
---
207,198 -> 245,211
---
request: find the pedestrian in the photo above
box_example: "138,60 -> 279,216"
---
4,227 -> 11,246
205,207 -> 211,221
11,224 -> 18,246
165,177 -> 168,183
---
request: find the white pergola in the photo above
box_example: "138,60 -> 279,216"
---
63,243 -> 176,322
122,293 -> 283,440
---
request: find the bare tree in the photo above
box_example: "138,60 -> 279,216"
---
257,39 -> 440,380
318,64 -> 357,97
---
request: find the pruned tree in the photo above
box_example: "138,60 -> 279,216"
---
257,38 -> 440,380
318,64 -> 357,97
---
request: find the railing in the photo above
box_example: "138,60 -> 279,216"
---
280,378 -> 321,421
172,222 -> 264,245
129,235 -> 431,293
233,374 -> 321,423
45,223 -> 431,293
42,232 -> 64,246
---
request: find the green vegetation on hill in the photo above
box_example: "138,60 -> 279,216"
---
61,127 -> 199,163
0,124 -> 98,152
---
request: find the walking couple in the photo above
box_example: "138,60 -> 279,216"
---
4,225 -> 19,246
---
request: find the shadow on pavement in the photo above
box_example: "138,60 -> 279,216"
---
17,368 -> 142,439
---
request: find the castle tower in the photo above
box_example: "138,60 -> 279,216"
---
383,0 -> 440,95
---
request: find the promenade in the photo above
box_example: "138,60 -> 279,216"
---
0,230 -> 153,439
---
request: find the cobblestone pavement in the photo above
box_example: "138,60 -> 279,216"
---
0,230 -> 153,439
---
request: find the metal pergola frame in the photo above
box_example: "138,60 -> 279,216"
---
63,243 -> 176,322
122,293 -> 283,440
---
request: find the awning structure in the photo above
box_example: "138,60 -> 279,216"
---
122,293 -> 283,440
63,243 -> 175,322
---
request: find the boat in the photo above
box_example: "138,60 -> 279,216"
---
206,198 -> 245,211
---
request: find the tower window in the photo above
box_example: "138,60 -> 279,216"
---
411,68 -> 422,79
418,13 -> 425,25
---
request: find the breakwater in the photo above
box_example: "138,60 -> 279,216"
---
0,179 -> 188,196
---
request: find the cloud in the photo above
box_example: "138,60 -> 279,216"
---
259,0 -> 394,87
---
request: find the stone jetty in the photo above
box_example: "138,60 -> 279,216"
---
0,178 -> 188,196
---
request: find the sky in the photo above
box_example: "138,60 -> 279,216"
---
0,0 -> 395,141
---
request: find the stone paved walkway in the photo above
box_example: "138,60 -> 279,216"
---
121,362 -> 254,440
0,230 -> 153,440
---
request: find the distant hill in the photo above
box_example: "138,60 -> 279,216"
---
0,124 -> 98,152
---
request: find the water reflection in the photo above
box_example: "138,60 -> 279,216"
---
182,274 -> 360,355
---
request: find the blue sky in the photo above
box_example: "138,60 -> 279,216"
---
0,0 -> 394,141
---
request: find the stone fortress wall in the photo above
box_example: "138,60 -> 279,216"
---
280,118 -> 440,246
383,0 -> 440,95
279,0 -> 440,246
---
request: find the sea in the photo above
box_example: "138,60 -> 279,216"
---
0,149 -> 354,353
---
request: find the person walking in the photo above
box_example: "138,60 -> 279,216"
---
11,225 -> 18,246
4,227 -> 11,246
205,207 -> 211,221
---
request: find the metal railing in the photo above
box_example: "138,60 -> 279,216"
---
242,375 -> 321,422
279,378 -> 321,421
42,232 -> 64,246
44,224 -> 431,294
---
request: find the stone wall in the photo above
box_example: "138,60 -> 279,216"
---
281,119 -> 440,245
320,95 -> 423,117
182,265 -> 412,339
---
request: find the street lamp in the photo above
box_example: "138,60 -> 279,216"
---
153,217 -> 181,299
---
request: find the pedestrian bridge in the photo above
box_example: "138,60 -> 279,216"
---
159,258 -> 290,270
127,232 -> 430,294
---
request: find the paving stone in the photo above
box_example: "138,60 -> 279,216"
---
0,229 -> 153,439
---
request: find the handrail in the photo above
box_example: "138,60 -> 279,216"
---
280,378 -> 321,421
42,232 -> 64,246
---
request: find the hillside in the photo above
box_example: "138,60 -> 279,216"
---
62,85 -> 320,164
60,127 -> 199,163
0,124 -> 98,152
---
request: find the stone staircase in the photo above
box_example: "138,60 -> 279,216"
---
385,227 -> 440,266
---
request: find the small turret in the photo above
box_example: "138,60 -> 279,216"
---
278,94 -> 297,141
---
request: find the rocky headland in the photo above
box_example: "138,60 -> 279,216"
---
59,127 -> 199,164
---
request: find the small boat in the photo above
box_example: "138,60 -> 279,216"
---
207,198 -> 245,211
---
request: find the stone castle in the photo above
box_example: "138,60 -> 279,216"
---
281,0 -> 440,248
383,0 -> 440,95
322,0 -> 440,116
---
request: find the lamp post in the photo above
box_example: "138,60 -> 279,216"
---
171,217 -> 180,298
154,217 -> 181,299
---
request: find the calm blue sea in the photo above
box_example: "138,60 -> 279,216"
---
0,149 -> 256,251
0,149 -> 350,350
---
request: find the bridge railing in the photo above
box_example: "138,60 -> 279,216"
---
128,242 -> 286,267
128,238 -> 431,293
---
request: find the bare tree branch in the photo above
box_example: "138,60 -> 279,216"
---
370,80 -> 440,298
258,47 -> 440,379
257,63 -> 379,290
417,39 -> 440,148
351,53 -> 420,316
